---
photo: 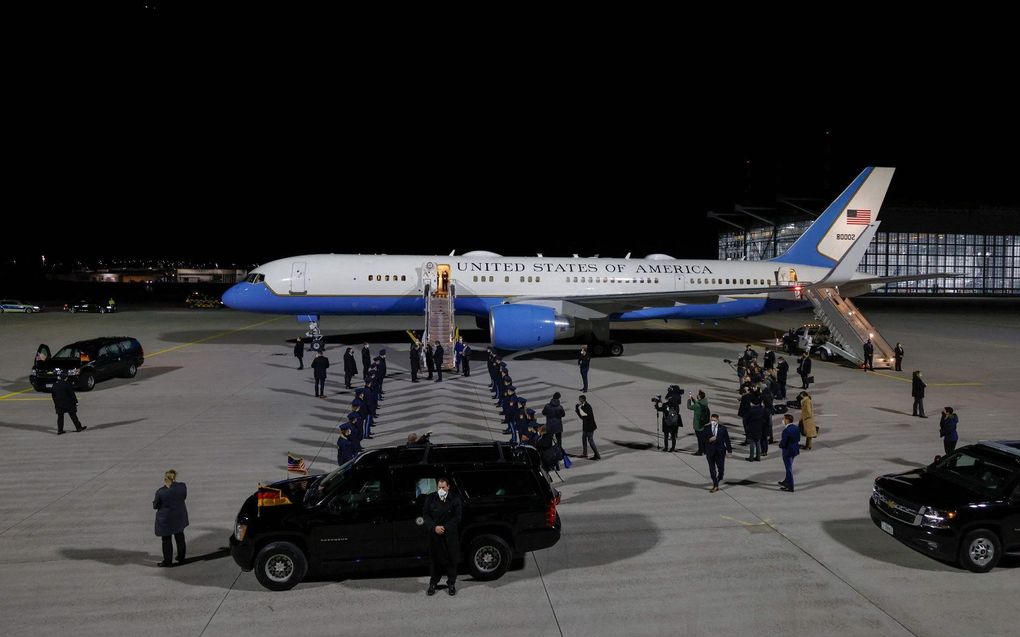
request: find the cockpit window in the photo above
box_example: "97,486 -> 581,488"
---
245,273 -> 266,284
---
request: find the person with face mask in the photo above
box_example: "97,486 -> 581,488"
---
704,414 -> 732,493
423,477 -> 462,596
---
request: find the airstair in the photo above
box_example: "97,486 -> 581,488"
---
423,283 -> 457,370
803,286 -> 896,368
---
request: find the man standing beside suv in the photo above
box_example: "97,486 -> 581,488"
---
424,477 -> 462,596
52,371 -> 86,434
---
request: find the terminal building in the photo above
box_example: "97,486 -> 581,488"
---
712,204 -> 1020,296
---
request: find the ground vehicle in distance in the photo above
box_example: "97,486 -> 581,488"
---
0,299 -> 42,313
185,292 -> 225,308
230,442 -> 561,591
870,440 -> 1020,572
31,338 -> 144,392
65,300 -> 117,314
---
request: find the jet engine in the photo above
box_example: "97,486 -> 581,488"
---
488,304 -> 575,351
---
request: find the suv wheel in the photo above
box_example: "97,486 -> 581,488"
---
80,372 -> 96,392
255,541 -> 307,591
959,529 -> 1001,573
467,534 -> 511,581
124,363 -> 138,378
817,349 -> 829,361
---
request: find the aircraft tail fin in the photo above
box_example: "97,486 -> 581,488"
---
772,167 -> 895,268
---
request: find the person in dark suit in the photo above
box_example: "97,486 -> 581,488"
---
153,469 -> 188,566
575,395 -> 600,460
361,343 -> 371,381
776,356 -> 789,399
578,346 -> 591,392
939,406 -> 959,455
343,347 -> 358,388
863,339 -> 874,371
461,344 -> 471,377
912,370 -> 927,418
311,351 -> 329,397
423,477 -> 462,596
293,337 -> 305,369
409,344 -> 421,382
797,352 -> 812,390
434,341 -> 444,382
704,414 -> 731,493
425,343 -> 435,380
51,371 -> 86,434
894,342 -> 904,372
778,414 -> 801,491
763,347 -> 776,371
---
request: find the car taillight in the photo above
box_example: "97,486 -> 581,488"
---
546,500 -> 558,528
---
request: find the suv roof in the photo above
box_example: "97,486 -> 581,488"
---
354,441 -> 539,470
62,337 -> 137,351
976,440 -> 1020,458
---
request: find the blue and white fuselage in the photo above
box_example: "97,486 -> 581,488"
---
225,168 -> 919,351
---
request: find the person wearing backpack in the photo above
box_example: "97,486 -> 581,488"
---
655,395 -> 683,452
541,392 -> 566,449
687,390 -> 710,455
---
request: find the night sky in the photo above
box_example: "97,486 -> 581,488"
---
7,13 -> 1019,273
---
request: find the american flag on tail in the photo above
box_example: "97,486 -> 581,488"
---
287,453 -> 308,474
846,209 -> 871,225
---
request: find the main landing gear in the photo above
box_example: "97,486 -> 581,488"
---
589,341 -> 624,357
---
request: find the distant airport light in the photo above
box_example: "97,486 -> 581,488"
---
869,333 -> 874,338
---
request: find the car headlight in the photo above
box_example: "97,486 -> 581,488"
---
68,369 -> 80,375
234,520 -> 248,541
30,369 -> 37,376
920,507 -> 956,529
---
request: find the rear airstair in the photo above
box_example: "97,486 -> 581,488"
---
803,286 -> 896,368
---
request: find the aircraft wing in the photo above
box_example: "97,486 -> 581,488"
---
839,272 -> 957,297
508,284 -> 813,313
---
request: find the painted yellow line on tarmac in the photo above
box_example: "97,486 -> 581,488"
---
145,316 -> 285,358
0,388 -> 35,401
0,315 -> 285,401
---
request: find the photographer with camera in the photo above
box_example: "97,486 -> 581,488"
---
687,390 -> 710,455
653,386 -> 684,453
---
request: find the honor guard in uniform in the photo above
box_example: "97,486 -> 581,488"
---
454,336 -> 465,374
460,344 -> 471,377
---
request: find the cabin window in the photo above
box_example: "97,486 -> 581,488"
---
526,276 -> 532,283
535,276 -> 541,283
402,275 -> 407,281
654,277 -> 659,284
473,276 -> 478,282
368,275 -> 373,281
385,275 -> 390,281
573,277 -> 579,283
566,277 -> 571,283
505,276 -> 509,282
376,274 -> 381,281
489,276 -> 494,282
520,276 -> 525,283
767,279 -> 771,285
726,278 -> 730,284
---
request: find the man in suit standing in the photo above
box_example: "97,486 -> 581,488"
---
343,347 -> 358,389
409,344 -> 421,383
311,351 -> 329,398
704,413 -> 731,493
425,343 -> 435,380
863,338 -> 874,371
424,477 -> 462,596
912,370 -> 927,418
939,406 -> 959,455
434,341 -> 444,382
153,469 -> 188,566
776,356 -> 790,399
763,347 -> 776,371
778,414 -> 801,492
578,346 -> 591,392
52,371 -> 86,434
293,337 -> 305,370
361,343 -> 371,382
575,395 -> 600,460
894,342 -> 905,372
797,352 -> 812,390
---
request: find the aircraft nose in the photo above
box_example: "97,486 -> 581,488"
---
221,283 -> 247,309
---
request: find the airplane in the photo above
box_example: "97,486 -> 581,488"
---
222,167 -> 945,356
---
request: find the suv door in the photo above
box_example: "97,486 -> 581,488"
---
1004,481 -> 1020,552
96,343 -> 123,379
310,468 -> 393,565
390,465 -> 444,558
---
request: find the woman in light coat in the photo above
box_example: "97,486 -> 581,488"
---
799,391 -> 817,450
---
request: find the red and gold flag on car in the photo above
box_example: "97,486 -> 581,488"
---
256,485 -> 292,509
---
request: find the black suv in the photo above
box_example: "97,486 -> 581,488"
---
31,338 -> 145,392
870,441 -> 1020,572
230,442 -> 562,591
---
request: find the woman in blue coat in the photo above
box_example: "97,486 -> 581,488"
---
153,470 -> 189,566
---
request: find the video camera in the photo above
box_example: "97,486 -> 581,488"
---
652,385 -> 685,403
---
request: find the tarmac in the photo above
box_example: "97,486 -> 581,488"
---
1,300 -> 1018,637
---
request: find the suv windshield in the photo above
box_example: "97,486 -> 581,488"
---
932,449 -> 1016,496
307,460 -> 355,504
52,346 -> 81,360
